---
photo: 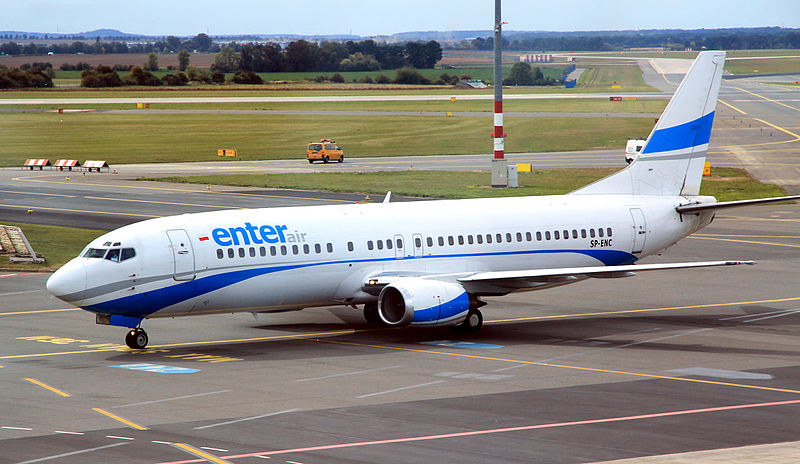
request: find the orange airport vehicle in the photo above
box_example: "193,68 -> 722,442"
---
307,139 -> 344,163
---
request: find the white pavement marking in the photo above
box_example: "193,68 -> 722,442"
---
2,426 -> 33,430
720,309 -> 798,320
0,290 -> 41,297
106,435 -> 135,440
742,309 -> 800,323
53,430 -> 84,435
357,380 -> 446,399
15,442 -> 129,464
112,390 -> 231,408
152,440 -> 173,445
201,447 -> 229,452
194,409 -> 299,430
296,365 -> 402,382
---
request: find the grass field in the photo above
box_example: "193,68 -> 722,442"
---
150,167 -> 787,201
724,57 -> 800,75
577,63 -> 652,91
0,112 -> 657,166
2,222 -> 105,270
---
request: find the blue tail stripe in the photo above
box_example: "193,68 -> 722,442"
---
642,111 -> 714,154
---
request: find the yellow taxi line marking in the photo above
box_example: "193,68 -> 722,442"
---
718,99 -> 747,115
486,296 -> 800,324
24,377 -> 71,397
319,339 -> 800,396
0,189 -> 75,198
695,233 -> 800,239
731,86 -> 800,112
83,196 -> 246,209
753,117 -> 800,140
688,236 -> 800,248
0,203 -> 160,218
172,443 -> 232,464
0,329 -> 359,360
0,308 -> 81,316
92,408 -> 148,430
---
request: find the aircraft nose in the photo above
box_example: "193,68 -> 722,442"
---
46,259 -> 87,302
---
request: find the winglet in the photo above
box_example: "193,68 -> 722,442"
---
383,191 -> 392,203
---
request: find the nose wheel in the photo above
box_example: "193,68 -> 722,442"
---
125,328 -> 149,349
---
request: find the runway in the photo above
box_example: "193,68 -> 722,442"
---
1,71 -> 800,463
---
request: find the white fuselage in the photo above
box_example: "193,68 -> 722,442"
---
47,193 -> 713,321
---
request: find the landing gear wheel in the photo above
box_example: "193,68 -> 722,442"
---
323,156 -> 329,163
308,159 -> 314,164
125,328 -> 148,349
363,303 -> 381,324
452,309 -> 483,333
338,155 -> 344,163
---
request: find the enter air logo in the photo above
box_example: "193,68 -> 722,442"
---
212,222 -> 307,246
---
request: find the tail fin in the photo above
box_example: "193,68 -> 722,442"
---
573,50 -> 726,196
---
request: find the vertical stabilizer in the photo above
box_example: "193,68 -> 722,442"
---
573,51 -> 725,196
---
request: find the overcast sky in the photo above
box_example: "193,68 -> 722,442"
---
4,0 -> 799,36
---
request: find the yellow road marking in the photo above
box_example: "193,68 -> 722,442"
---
754,117 -> 800,140
487,296 -> 800,324
718,99 -> 747,115
732,86 -> 800,112
689,235 -> 800,248
0,203 -> 160,218
0,308 -> 81,316
0,329 -> 359,360
92,408 -> 148,430
84,196 -> 246,209
319,339 -> 800,396
25,377 -> 71,397
172,443 -> 232,464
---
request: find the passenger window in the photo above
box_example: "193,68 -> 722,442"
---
367,240 -> 374,250
347,241 -> 354,252
396,238 -> 402,248
477,235 -> 483,244
303,244 -> 310,254
386,239 -> 392,250
467,235 -> 474,245
228,248 -> 235,258
590,229 -> 596,238
415,237 -> 422,248
598,228 -> 604,238
486,234 -> 493,244
516,232 -> 522,242
458,235 -> 464,245
426,237 -> 433,247
270,246 -> 277,256
505,233 -> 512,242
315,243 -> 321,253
260,246 -> 266,257
607,227 -> 613,237
217,249 -> 224,259
327,243 -> 333,253
448,236 -> 454,246
545,231 -> 551,240
238,248 -> 245,257
496,233 -> 502,243
292,245 -> 299,254
581,229 -> 587,238
438,236 -> 444,246
572,230 -> 578,239
525,232 -> 531,241
563,230 -> 569,239
536,231 -> 542,241
281,245 -> 287,255
121,248 -> 136,261
377,240 -> 383,250
105,248 -> 121,262
249,247 -> 256,257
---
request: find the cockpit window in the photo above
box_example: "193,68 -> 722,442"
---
121,248 -> 136,261
83,248 -> 107,258
105,248 -> 121,262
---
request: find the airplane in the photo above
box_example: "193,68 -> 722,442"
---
47,51 -> 800,349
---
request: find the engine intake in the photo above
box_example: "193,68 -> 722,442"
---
377,277 -> 470,327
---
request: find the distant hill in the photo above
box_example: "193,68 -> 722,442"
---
0,28 -> 143,40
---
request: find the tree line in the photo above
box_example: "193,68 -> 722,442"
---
0,33 -> 216,56
211,39 -> 442,73
0,65 -> 53,88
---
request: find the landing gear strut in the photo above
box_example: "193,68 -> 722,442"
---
125,328 -> 148,349
363,303 -> 381,324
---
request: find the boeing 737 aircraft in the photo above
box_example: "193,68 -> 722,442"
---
47,51 -> 800,349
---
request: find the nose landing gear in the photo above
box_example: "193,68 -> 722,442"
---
125,328 -> 149,349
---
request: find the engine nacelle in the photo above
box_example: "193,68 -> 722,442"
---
377,278 -> 470,327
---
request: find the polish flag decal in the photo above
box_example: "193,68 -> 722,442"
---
199,236 -> 210,241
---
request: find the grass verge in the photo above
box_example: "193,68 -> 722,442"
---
2,222 -> 106,271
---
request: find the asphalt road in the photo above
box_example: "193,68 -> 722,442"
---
1,70 -> 799,463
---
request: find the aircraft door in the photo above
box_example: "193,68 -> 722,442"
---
166,229 -> 196,281
394,234 -> 405,259
629,208 -> 646,254
412,233 -> 424,258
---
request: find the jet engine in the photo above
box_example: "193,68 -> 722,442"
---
377,277 -> 470,327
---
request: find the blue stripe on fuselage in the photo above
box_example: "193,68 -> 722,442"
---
83,248 -> 636,318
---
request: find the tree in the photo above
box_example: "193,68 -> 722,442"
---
507,62 -> 534,85
232,71 -> 263,84
144,52 -> 159,71
393,67 -> 430,85
177,49 -> 190,71
338,52 -> 380,71
284,40 -> 318,72
190,33 -> 213,52
212,46 -> 238,72
166,36 -> 181,52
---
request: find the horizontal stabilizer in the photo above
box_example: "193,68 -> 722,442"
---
676,195 -> 800,213
459,260 -> 754,283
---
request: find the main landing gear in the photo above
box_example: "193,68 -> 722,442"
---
125,328 -> 149,349
451,309 -> 483,333
363,303 -> 381,324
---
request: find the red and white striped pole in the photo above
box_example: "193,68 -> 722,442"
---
491,0 -> 508,188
